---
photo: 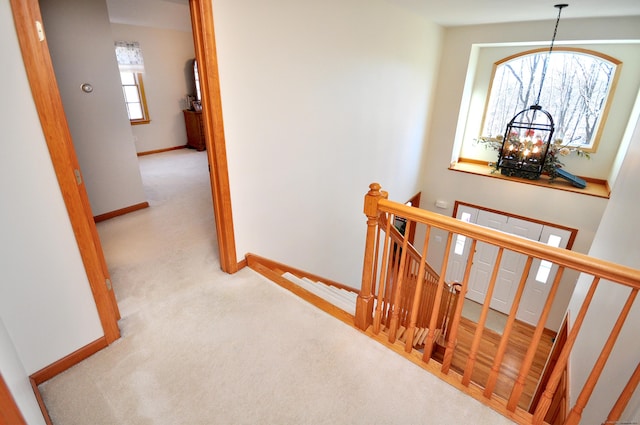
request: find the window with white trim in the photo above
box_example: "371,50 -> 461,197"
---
482,48 -> 619,152
119,71 -> 150,124
115,41 -> 151,125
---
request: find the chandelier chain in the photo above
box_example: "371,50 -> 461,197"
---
535,4 -> 568,106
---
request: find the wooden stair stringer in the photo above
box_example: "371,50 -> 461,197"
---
247,259 -> 355,327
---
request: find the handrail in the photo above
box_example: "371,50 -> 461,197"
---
356,183 -> 640,425
377,198 -> 640,289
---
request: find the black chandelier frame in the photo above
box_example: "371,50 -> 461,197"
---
496,4 -> 567,180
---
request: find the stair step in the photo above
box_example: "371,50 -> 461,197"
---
282,272 -> 356,315
301,277 -> 358,303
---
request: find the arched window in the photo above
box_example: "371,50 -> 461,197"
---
481,48 -> 620,152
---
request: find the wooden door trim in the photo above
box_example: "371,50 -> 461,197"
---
452,201 -> 578,250
5,2 -> 238,420
10,0 -> 120,343
0,373 -> 27,425
9,0 -> 238,345
190,0 -> 238,273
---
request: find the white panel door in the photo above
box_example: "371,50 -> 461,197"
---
446,204 -> 573,325
490,217 -> 542,314
465,210 -> 508,305
517,226 -> 572,325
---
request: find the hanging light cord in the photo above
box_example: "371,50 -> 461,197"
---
535,4 -> 568,106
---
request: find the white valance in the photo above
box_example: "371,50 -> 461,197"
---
115,41 -> 145,73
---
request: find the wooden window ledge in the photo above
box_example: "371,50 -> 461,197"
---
131,119 -> 151,126
449,160 -> 610,199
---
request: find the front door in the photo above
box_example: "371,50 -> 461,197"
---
464,210 -> 543,315
446,204 -> 574,326
491,215 -> 543,314
464,210 -> 508,306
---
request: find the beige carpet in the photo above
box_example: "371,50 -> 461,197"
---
39,149 -> 514,424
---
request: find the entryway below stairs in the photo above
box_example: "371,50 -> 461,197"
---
269,261 -> 555,411
461,299 -> 508,334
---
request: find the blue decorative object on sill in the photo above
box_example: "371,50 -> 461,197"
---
555,168 -> 587,188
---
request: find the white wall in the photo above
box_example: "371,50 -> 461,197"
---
213,0 -> 442,286
566,93 -> 640,424
111,23 -> 196,153
0,318 -> 45,425
40,0 -> 147,216
1,1 -> 104,418
420,16 -> 640,330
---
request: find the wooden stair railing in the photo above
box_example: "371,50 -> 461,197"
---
373,212 -> 461,353
356,183 -> 640,425
529,316 -> 569,425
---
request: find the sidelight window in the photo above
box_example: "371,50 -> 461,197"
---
535,234 -> 562,284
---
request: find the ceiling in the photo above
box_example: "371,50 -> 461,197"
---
106,0 -> 640,31
386,0 -> 640,27
106,0 -> 192,32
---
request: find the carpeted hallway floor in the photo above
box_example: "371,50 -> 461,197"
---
38,149 -> 514,424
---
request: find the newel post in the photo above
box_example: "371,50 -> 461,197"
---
355,183 -> 386,331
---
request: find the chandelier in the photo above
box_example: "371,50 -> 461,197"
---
497,4 -> 568,180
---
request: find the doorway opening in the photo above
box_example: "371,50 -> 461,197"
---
10,0 -> 237,347
38,0 -> 219,281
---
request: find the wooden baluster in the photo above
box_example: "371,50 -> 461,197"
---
427,276 -> 436,329
383,240 -> 401,328
404,226 -> 431,352
606,361 -> 640,424
564,288 -> 638,425
401,261 -> 409,318
356,183 -> 386,330
388,220 -> 412,343
462,247 -> 504,386
443,283 -> 462,342
373,216 -> 393,334
404,257 -> 418,325
436,286 -> 450,330
419,268 -> 435,329
370,225 -> 382,300
532,276 -> 600,424
416,278 -> 427,329
399,254 -> 413,327
421,271 -> 435,330
422,232 -> 454,362
423,274 -> 433,329
442,239 -> 477,374
507,267 -> 565,411
484,256 -> 534,398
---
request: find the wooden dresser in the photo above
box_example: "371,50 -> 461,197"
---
183,110 -> 206,151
